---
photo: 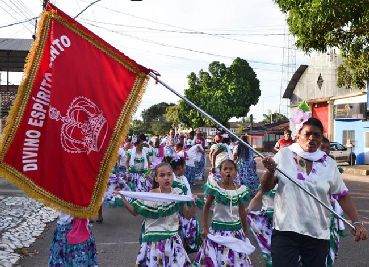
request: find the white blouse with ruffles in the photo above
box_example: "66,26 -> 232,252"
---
273,147 -> 347,240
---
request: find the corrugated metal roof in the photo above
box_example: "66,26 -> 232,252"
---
282,64 -> 308,99
0,38 -> 33,72
0,38 -> 33,51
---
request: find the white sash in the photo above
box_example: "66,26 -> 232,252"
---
207,234 -> 255,255
288,143 -> 325,161
119,191 -> 193,202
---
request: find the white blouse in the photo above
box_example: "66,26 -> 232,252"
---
131,188 -> 183,242
205,180 -> 250,231
273,147 -> 347,240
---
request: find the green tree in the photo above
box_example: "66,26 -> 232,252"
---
165,104 -> 181,127
141,102 -> 174,135
275,0 -> 369,88
129,119 -> 146,135
178,57 -> 261,128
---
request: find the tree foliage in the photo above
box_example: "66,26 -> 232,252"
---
139,102 -> 175,135
165,104 -> 181,127
275,0 -> 369,88
261,110 -> 288,124
178,57 -> 261,128
129,119 -> 146,136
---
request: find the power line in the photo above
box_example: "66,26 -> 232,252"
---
83,21 -> 285,67
0,1 -> 33,32
78,1 -> 287,49
74,0 -> 102,19
80,18 -> 286,36
116,43 -> 284,73
9,0 -> 36,26
13,0 -> 35,18
0,16 -> 37,29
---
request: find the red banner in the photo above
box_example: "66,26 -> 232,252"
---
0,4 -> 150,217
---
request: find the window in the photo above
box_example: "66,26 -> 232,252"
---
336,143 -> 346,151
342,130 -> 355,146
265,134 -> 276,142
317,74 -> 324,89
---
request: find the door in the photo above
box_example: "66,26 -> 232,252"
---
312,102 -> 329,135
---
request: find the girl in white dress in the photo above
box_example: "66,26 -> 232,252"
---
194,159 -> 253,266
121,162 -> 193,266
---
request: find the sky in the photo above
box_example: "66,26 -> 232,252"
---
0,0 -> 310,122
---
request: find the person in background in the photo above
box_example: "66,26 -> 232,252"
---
150,136 -> 163,165
175,143 -> 196,185
178,134 -> 186,146
125,133 -> 151,192
273,129 -> 294,153
320,137 -> 348,267
194,130 -> 206,180
48,213 -> 98,266
209,134 -> 232,177
208,133 -> 222,162
168,156 -> 200,252
185,131 -> 196,149
246,187 -> 275,267
233,135 -> 259,196
229,136 -> 237,155
117,136 -> 132,175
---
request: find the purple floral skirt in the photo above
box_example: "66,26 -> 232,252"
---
48,223 -> 98,266
136,234 -> 191,267
179,214 -> 201,253
129,172 -> 152,192
194,229 -> 252,267
247,210 -> 273,266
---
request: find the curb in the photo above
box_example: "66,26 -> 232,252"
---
341,167 -> 369,176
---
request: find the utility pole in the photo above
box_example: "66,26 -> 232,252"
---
42,0 -> 49,10
280,15 -> 296,117
250,114 -> 253,132
33,0 -> 49,40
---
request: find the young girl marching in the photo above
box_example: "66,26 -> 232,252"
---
125,134 -> 151,192
194,159 -> 253,266
48,213 -> 98,266
168,155 -> 201,253
117,136 -> 133,175
120,162 -> 193,266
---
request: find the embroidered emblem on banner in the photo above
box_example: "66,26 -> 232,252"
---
49,96 -> 108,154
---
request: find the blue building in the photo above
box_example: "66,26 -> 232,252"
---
333,94 -> 369,164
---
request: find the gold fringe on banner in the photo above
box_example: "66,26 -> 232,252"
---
0,8 -> 150,218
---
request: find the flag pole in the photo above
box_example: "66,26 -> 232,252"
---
149,72 -> 355,231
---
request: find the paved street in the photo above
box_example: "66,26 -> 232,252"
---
0,180 -> 57,267
0,159 -> 368,266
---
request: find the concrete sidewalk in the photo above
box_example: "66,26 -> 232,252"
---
340,165 -> 369,176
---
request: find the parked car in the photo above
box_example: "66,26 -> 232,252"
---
329,142 -> 356,165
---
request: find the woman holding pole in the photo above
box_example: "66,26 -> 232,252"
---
261,117 -> 367,267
